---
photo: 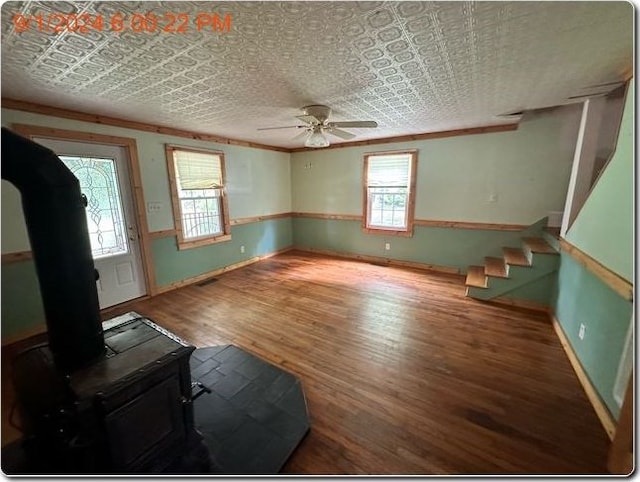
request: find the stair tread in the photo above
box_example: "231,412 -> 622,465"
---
485,257 -> 508,278
503,247 -> 531,267
465,265 -> 487,288
523,236 -> 558,254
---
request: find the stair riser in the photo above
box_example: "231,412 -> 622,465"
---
541,230 -> 561,251
520,243 -> 533,264
469,255 -> 559,300
473,217 -> 550,260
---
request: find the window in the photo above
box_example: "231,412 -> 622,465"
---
363,150 -> 417,236
166,145 -> 231,249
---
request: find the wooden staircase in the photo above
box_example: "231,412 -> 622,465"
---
465,236 -> 559,300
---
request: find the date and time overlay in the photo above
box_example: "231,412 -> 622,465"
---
12,11 -> 232,34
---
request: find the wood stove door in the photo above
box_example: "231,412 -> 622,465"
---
103,374 -> 186,471
32,137 -> 147,308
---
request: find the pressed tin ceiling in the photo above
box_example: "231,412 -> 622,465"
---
0,1 -> 633,149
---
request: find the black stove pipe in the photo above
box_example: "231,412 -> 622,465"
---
2,128 -> 105,371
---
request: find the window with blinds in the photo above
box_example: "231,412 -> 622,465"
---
166,146 -> 231,248
363,151 -> 417,235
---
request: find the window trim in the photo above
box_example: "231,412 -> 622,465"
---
165,144 -> 231,250
362,149 -> 417,237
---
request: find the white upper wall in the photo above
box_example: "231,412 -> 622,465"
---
2,103 -> 582,253
291,104 -> 582,225
1,108 -> 291,253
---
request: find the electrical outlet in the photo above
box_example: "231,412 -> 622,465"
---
385,243 -> 391,251
240,245 -> 245,254
147,202 -> 162,213
578,323 -> 586,340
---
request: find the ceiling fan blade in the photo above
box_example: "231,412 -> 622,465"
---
329,121 -> 378,128
296,114 -> 320,124
292,129 -> 310,141
327,127 -> 356,140
257,125 -> 307,131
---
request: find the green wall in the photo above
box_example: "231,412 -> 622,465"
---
2,90 -> 632,420
1,260 -> 45,336
292,217 -> 546,272
291,104 -> 582,224
552,253 -> 632,419
1,218 -> 293,337
566,86 -> 634,282
1,108 -> 292,339
3,104 -> 580,338
288,104 -> 582,310
1,108 -> 292,237
553,84 -> 634,419
154,218 -> 292,287
497,272 -> 557,305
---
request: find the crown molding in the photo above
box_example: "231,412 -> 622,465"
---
1,98 -> 290,153
289,123 -> 519,153
3,98 -> 520,154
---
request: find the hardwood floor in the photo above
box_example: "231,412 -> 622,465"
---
4,251 -> 610,474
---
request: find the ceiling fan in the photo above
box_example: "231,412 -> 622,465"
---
258,105 -> 378,148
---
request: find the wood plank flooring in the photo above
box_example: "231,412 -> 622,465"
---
3,251 -> 610,474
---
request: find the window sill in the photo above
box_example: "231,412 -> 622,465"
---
362,226 -> 414,237
177,233 -> 232,250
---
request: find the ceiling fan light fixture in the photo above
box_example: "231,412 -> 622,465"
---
257,104 -> 377,147
305,128 -> 329,148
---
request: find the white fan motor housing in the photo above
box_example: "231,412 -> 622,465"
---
302,105 -> 331,123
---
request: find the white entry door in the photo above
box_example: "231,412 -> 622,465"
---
34,137 -> 147,309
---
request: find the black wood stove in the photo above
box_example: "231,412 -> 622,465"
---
12,316 -> 206,473
2,128 -> 210,473
2,128 -> 309,475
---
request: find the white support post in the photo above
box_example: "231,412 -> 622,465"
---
561,97 -> 607,237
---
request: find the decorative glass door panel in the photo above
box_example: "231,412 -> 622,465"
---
34,138 -> 146,309
60,156 -> 129,259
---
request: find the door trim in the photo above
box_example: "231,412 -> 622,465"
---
12,124 -> 157,296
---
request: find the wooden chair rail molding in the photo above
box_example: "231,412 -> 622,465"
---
149,229 -> 178,240
9,123 -> 159,296
291,212 -> 362,221
1,213 -> 293,254
413,219 -> 527,231
3,214 -> 537,257
148,212 -> 293,239
559,238 -> 633,302
292,212 -> 528,231
229,212 -> 291,225
2,250 -> 33,264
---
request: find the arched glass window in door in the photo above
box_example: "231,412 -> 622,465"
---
60,156 -> 129,259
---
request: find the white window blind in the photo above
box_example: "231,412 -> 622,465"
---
168,147 -> 229,242
173,150 -> 223,190
367,154 -> 411,187
364,152 -> 415,232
